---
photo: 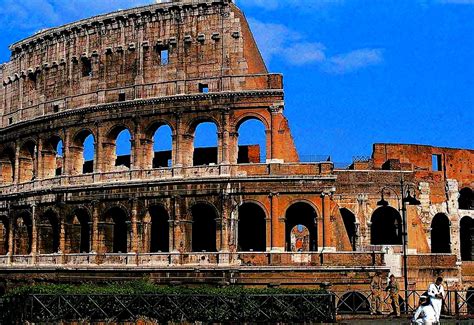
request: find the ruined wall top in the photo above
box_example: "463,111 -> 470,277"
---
9,0 -> 234,52
0,0 -> 275,128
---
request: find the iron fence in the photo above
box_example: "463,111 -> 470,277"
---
334,290 -> 474,317
0,293 -> 335,323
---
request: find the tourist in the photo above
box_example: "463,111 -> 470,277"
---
385,274 -> 401,317
427,277 -> 445,322
412,295 -> 437,324
370,271 -> 383,315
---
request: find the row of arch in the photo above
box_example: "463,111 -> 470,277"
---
0,202 -> 317,255
0,117 -> 268,184
340,206 -> 473,259
1,203 -> 471,258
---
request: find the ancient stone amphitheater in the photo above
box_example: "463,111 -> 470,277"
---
0,0 -> 473,297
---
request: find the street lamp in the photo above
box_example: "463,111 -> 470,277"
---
377,178 -> 420,314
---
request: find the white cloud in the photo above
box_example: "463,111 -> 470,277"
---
323,48 -> 384,74
248,18 -> 383,74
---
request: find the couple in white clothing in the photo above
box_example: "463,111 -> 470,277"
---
412,277 -> 445,324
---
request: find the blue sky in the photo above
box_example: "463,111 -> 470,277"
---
0,0 -> 472,163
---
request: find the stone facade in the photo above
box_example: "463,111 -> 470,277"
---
0,0 -> 473,294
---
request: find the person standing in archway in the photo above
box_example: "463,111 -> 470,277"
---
385,274 -> 400,317
370,271 -> 383,315
428,277 -> 445,322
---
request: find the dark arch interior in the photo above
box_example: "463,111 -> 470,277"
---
14,213 -> 32,255
150,205 -> 169,252
459,188 -> 474,210
38,211 -> 60,254
371,206 -> 402,245
103,208 -> 128,253
340,208 -> 356,251
460,217 -> 473,261
0,148 -> 15,184
238,203 -> 266,251
68,209 -> 90,253
0,216 -> 9,255
192,204 -> 217,252
285,203 -> 317,252
337,291 -> 371,314
19,141 -> 37,182
431,213 -> 451,253
74,130 -> 95,174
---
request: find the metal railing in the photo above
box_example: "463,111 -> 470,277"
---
334,290 -> 474,317
0,293 -> 335,323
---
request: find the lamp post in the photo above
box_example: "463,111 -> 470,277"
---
377,178 -> 420,314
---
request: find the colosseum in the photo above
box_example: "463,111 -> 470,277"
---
0,0 -> 473,303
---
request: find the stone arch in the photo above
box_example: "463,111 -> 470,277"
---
101,206 -> 130,253
285,202 -> 318,252
340,208 -> 357,251
191,202 -> 218,252
0,146 -> 15,184
149,204 -> 170,253
145,121 -> 174,169
65,208 -> 91,253
459,188 -> 473,210
337,291 -> 371,314
236,117 -> 267,164
42,135 -> 64,178
13,211 -> 32,255
235,113 -> 270,131
104,125 -> 133,171
460,216 -> 473,261
71,129 -> 95,174
0,216 -> 9,255
370,206 -> 402,245
18,139 -> 37,183
238,202 -> 267,252
431,213 -> 451,253
37,209 -> 60,254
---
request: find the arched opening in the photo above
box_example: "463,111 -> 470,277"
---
191,203 -> 217,252
460,216 -> 473,261
37,210 -> 60,254
71,130 -> 95,174
193,122 -> 218,166
66,209 -> 90,254
237,118 -> 266,163
42,136 -> 64,178
431,213 -> 451,253
459,188 -> 474,210
18,140 -> 37,182
149,205 -> 169,252
151,124 -> 173,168
238,202 -> 266,252
340,208 -> 356,251
337,291 -> 371,314
0,147 -> 15,184
114,128 -> 132,170
102,207 -> 129,253
285,202 -> 317,252
467,287 -> 474,315
13,212 -> 32,255
0,216 -> 9,255
370,206 -> 402,245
